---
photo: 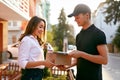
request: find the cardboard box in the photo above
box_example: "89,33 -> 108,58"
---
53,51 -> 71,65
46,52 -> 56,63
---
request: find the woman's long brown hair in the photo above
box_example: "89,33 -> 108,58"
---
18,16 -> 46,46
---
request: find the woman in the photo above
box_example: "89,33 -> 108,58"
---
18,16 -> 54,80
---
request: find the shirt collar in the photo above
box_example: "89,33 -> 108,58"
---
29,35 -> 37,40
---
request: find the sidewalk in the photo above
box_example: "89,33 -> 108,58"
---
109,53 -> 120,57
103,68 -> 113,80
70,66 -> 112,80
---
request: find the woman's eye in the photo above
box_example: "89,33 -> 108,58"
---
39,26 -> 42,28
39,26 -> 44,29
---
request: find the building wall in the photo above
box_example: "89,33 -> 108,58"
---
0,0 -> 34,63
21,0 -> 42,32
93,3 -> 119,44
29,0 -> 36,17
0,0 -> 42,63
92,3 -> 119,53
0,23 -> 3,63
8,0 -> 42,44
0,21 -> 8,63
40,0 -> 50,30
0,23 -> 3,52
8,30 -> 22,44
8,21 -> 22,44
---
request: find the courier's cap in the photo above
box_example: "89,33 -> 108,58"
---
68,4 -> 91,17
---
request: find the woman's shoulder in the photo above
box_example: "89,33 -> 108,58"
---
22,35 -> 31,41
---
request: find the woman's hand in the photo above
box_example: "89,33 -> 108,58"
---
44,60 -> 55,68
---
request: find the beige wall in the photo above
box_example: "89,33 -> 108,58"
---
0,21 -> 8,63
0,21 -> 8,51
107,44 -> 119,53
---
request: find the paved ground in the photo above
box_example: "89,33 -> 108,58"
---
103,68 -> 113,80
102,53 -> 120,80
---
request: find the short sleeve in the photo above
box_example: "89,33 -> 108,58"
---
95,31 -> 107,45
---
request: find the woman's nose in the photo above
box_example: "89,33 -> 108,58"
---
41,28 -> 44,32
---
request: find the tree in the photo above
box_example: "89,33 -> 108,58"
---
65,24 -> 75,44
112,25 -> 120,51
53,8 -> 75,51
46,30 -> 54,44
104,0 -> 120,24
104,0 -> 120,52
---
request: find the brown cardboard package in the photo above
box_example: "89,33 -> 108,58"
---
46,51 -> 71,65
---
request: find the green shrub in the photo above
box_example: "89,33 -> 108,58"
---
43,68 -> 51,78
43,75 -> 67,80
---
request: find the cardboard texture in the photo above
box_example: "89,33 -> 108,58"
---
54,51 -> 71,65
46,51 -> 71,65
46,52 -> 56,63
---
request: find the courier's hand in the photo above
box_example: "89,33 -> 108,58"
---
56,65 -> 68,70
68,50 -> 84,58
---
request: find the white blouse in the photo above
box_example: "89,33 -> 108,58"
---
18,35 -> 45,69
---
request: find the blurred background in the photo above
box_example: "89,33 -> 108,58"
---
0,0 -> 120,80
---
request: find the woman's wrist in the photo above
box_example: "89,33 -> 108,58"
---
40,61 -> 46,65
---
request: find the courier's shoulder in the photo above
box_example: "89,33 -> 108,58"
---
92,25 -> 105,34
